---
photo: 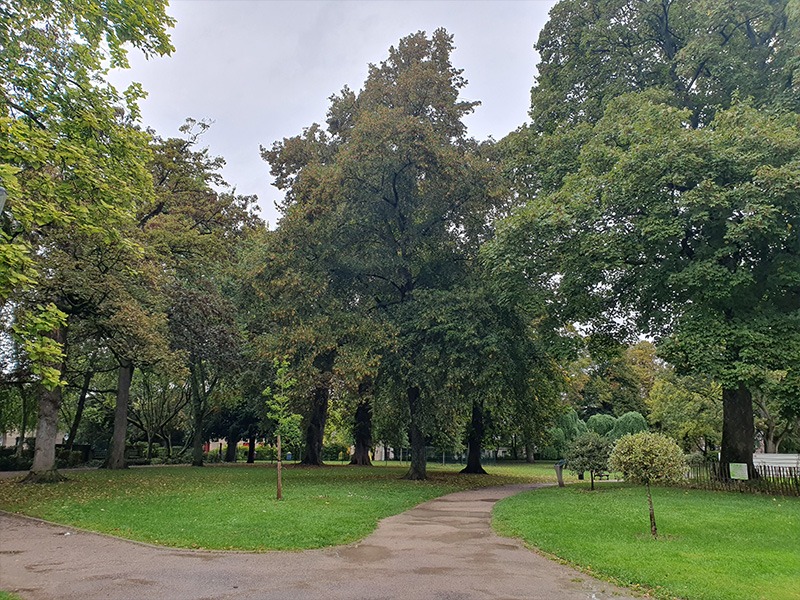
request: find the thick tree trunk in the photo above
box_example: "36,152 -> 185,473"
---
349,400 -> 373,466
301,385 -> 329,466
525,441 -> 535,464
460,400 -> 487,474
247,434 -> 256,463
65,369 -> 93,452
25,326 -> 67,483
720,383 -> 755,474
225,426 -> 239,462
107,361 -> 133,469
405,386 -> 427,480
301,350 -> 336,466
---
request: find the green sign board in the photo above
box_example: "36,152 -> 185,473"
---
729,463 -> 749,480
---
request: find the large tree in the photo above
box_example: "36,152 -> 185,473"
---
264,29 -> 507,479
499,0 -> 800,471
1,1 -> 173,481
497,96 -> 800,469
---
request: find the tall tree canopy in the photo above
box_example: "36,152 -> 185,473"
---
1,0 -> 174,481
263,29 -> 548,479
496,0 -> 800,470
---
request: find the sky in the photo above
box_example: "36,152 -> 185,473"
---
109,0 -> 558,226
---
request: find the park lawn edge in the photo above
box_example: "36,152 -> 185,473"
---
491,482 -> 800,600
493,517 -> 673,600
0,463 -> 564,552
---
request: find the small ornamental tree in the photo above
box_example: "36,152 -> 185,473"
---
565,431 -> 612,490
610,432 -> 686,539
264,359 -> 302,500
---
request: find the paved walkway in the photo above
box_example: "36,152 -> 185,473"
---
0,483 -> 641,600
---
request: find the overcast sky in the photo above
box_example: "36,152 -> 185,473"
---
109,0 -> 558,226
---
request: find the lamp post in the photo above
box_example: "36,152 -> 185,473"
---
0,186 -> 6,213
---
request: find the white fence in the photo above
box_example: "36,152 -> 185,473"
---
752,454 -> 800,468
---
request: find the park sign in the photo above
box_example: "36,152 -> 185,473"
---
729,463 -> 749,480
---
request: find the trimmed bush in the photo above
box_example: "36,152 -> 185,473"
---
610,431 -> 686,538
565,431 -> 612,490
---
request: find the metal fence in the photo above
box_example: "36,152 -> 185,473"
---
684,461 -> 800,497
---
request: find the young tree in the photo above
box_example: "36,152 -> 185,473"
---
264,360 -> 302,500
610,432 -> 686,539
565,431 -> 612,490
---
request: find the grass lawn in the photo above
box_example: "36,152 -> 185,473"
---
0,461 -> 561,551
493,483 -> 800,600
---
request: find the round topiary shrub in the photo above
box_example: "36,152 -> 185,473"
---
609,431 -> 686,538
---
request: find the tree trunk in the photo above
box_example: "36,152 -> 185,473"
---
276,433 -> 283,500
107,361 -> 133,470
720,383 -> 755,474
460,400 -> 487,474
349,400 -> 373,466
405,386 -> 427,480
25,326 -> 67,483
190,363 -> 204,467
15,385 -> 30,459
246,434 -> 256,463
525,441 -> 535,464
225,426 -> 239,462
301,385 -> 328,466
65,369 -> 93,452
646,482 -> 658,539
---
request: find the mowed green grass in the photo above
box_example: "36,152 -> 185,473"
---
493,483 -> 800,600
0,462 -> 561,551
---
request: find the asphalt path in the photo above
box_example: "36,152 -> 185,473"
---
0,482 -> 642,600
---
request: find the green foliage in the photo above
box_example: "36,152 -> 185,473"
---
264,359 -> 303,449
647,375 -> 722,453
586,413 -> 616,437
565,431 -> 611,489
609,411 -> 649,441
609,432 -> 686,486
261,28 -> 556,478
11,304 -> 66,390
494,484 -> 800,600
497,93 -> 800,464
530,0 -> 798,132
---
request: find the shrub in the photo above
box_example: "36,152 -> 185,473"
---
609,411 -> 648,440
565,432 -> 612,490
610,431 -> 686,538
586,413 -> 617,437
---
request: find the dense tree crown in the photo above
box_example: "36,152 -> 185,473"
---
494,0 -> 800,468
263,29 -> 560,479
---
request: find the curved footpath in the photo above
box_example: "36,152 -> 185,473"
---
0,482 -> 641,600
